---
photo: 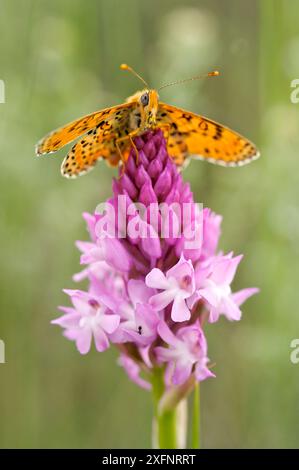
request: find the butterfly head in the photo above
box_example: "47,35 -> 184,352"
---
139,89 -> 159,129
120,64 -> 159,129
126,88 -> 159,130
121,63 -> 219,131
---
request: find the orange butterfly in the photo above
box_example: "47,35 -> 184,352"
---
35,64 -> 260,178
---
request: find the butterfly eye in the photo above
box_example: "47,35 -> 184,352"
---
140,93 -> 149,106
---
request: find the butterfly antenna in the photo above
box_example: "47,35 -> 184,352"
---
158,70 -> 219,91
120,64 -> 149,89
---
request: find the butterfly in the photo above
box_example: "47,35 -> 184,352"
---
35,64 -> 260,178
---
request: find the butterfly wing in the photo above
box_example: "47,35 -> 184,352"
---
61,130 -> 129,178
36,102 -> 133,156
157,103 -> 259,167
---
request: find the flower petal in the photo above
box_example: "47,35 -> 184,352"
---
198,286 -> 219,308
195,363 -> 215,381
171,296 -> 191,322
232,287 -> 259,306
149,289 -> 176,311
100,314 -> 120,334
102,238 -> 132,272
221,296 -> 242,321
51,312 -> 81,329
118,355 -> 151,390
94,329 -> 110,352
145,268 -> 169,290
157,321 -> 180,347
172,360 -> 193,385
76,328 -> 92,354
128,279 -> 154,306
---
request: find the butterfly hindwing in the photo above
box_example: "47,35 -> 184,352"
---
157,102 -> 259,167
60,105 -> 133,178
61,135 -> 115,178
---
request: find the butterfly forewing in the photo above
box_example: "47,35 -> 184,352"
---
157,103 -> 259,167
36,102 -> 133,156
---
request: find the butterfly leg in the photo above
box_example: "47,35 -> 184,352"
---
116,129 -> 140,164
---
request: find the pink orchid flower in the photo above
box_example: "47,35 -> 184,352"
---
155,321 -> 215,386
55,130 -> 259,392
110,279 -> 160,346
52,289 -> 120,354
191,254 -> 259,322
145,255 -> 195,322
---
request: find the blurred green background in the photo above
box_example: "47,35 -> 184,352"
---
1,0 -> 299,448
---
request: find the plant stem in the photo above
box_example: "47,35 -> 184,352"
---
192,382 -> 200,449
151,368 -> 179,449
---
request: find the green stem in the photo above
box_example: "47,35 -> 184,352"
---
151,368 -> 178,449
192,382 -> 200,448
